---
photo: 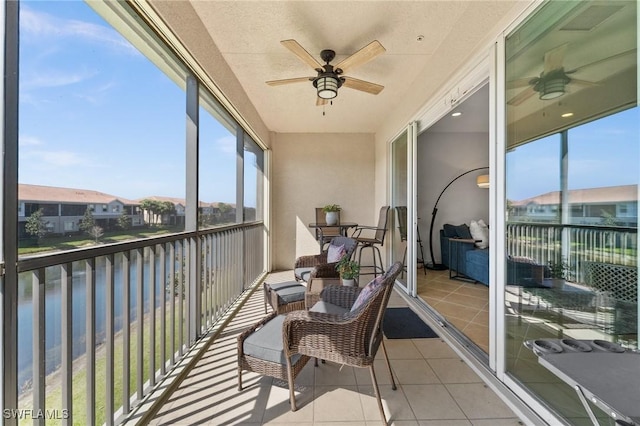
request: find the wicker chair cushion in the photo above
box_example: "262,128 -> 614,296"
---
309,300 -> 350,315
268,281 -> 306,303
350,274 -> 385,312
327,243 -> 346,263
243,314 -> 301,365
294,267 -> 313,282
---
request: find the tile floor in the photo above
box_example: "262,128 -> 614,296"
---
416,269 -> 490,353
150,270 -> 522,426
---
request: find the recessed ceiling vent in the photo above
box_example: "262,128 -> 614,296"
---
559,5 -> 623,31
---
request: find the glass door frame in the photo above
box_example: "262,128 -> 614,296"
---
389,122 -> 418,296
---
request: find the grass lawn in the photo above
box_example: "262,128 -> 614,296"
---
19,300 -> 186,426
19,226 -> 183,256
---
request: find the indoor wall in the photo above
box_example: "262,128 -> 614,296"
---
417,128 -> 490,264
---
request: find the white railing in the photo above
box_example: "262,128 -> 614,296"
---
506,223 -> 637,282
15,222 -> 264,425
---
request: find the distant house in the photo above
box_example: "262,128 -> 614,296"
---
509,184 -> 638,227
18,183 -> 143,237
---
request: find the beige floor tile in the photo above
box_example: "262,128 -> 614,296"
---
418,421 -> 472,426
419,287 -> 455,300
315,423 -> 367,426
383,339 -> 423,359
353,359 -> 396,386
314,361 -> 358,386
447,383 -> 518,419
430,300 -> 482,322
391,359 -> 440,385
402,384 -> 467,420
313,386 -> 365,422
447,316 -> 471,331
413,338 -> 458,359
470,419 -> 524,425
427,358 -> 483,384
453,283 -> 489,298
461,323 -> 489,350
359,384 -> 415,422
260,381 -> 315,424
443,293 -> 488,310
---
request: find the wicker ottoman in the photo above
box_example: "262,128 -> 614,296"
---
263,281 -> 306,314
237,312 -> 311,410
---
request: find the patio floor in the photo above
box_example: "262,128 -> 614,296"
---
149,270 -> 523,425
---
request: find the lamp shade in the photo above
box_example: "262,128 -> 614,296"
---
476,174 -> 490,188
316,76 -> 338,99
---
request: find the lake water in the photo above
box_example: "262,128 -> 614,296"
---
17,254 -> 174,393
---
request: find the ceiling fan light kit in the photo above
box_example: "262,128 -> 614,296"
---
314,74 -> 341,99
534,68 -> 571,100
267,39 -> 385,104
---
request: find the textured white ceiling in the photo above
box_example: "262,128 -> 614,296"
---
188,1 -> 530,134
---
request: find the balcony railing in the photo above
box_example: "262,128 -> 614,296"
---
15,222 -> 264,425
506,222 -> 637,283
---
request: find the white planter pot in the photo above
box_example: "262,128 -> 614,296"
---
342,278 -> 356,287
326,211 -> 338,225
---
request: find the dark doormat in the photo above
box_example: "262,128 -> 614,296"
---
383,307 -> 438,339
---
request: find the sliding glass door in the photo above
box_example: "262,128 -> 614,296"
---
390,123 -> 417,295
503,1 -> 637,423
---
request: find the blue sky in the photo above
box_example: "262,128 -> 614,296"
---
506,108 -> 639,200
18,1 -> 239,204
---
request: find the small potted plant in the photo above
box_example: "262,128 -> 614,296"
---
548,257 -> 569,287
322,204 -> 341,225
336,257 -> 360,287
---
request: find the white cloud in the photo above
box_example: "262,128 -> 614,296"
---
21,68 -> 97,90
216,135 -> 237,154
19,135 -> 43,147
20,6 -> 138,55
21,149 -> 89,168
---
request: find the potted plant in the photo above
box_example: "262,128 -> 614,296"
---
548,257 -> 569,287
336,257 -> 360,287
322,204 -> 341,226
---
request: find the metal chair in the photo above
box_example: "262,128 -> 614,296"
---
395,206 -> 427,275
352,206 -> 390,278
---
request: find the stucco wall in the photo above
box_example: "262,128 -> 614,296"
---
271,133 -> 376,270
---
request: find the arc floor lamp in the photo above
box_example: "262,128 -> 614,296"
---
426,166 -> 489,270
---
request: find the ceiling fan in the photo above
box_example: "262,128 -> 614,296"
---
507,44 -> 596,106
266,39 -> 385,105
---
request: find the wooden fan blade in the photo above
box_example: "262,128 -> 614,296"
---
543,43 -> 568,74
342,76 -> 384,95
280,39 -> 322,70
316,97 -> 328,106
507,77 -> 536,89
334,40 -> 385,73
266,77 -> 314,86
508,86 -> 536,106
570,78 -> 598,87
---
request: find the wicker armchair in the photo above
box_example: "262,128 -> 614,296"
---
283,261 -> 403,425
293,236 -> 357,282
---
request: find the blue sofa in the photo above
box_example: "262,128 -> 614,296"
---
440,224 -> 489,285
440,223 -> 548,287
